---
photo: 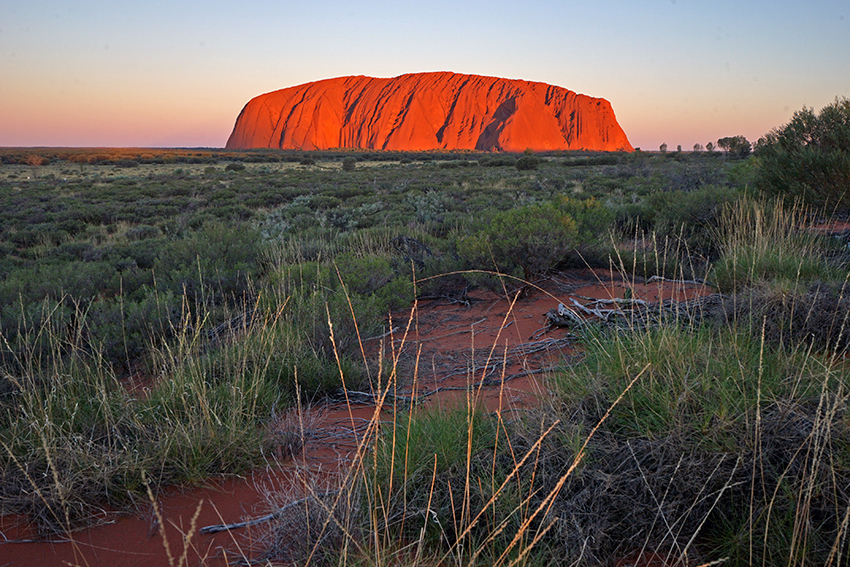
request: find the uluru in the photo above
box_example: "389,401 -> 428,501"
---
225,72 -> 633,152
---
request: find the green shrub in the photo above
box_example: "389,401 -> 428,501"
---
755,97 -> 850,211
342,156 -> 357,171
125,224 -> 159,241
272,249 -> 414,357
458,201 -> 579,280
515,155 -> 540,171
643,185 -> 741,257
456,197 -> 614,279
334,252 -> 395,295
154,222 -> 262,305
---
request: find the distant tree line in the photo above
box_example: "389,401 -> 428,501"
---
661,137 -> 752,158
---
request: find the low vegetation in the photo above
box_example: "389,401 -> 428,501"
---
2,100 -> 850,565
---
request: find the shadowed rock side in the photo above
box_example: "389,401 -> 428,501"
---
226,72 -> 633,152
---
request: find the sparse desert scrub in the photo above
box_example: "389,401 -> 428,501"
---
252,369 -> 585,566
6,148 -> 825,564
248,267 -> 850,567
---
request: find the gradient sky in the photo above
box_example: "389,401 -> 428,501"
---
2,0 -> 848,150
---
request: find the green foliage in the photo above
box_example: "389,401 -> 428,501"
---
717,135 -> 752,158
454,196 -> 622,280
342,156 -> 357,171
373,404 -> 499,491
8,145 -> 849,554
334,252 -> 395,295
643,184 -> 741,257
154,222 -> 262,305
755,97 -> 850,211
612,185 -> 741,281
270,246 -> 415,358
514,155 -> 540,170
457,201 -> 579,280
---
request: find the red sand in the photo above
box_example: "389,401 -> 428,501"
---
1,270 -> 712,566
226,72 -> 633,152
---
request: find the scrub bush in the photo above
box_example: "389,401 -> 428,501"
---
755,97 -> 850,212
457,201 -> 579,280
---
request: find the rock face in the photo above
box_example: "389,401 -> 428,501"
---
226,72 -> 633,152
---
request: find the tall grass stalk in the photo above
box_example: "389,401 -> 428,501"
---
550,287 -> 850,566
712,199 -> 844,292
0,291 -> 320,533
252,277 -> 647,567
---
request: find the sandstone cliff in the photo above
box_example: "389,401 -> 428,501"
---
226,72 -> 632,152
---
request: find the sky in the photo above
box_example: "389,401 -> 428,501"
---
1,0 -> 848,150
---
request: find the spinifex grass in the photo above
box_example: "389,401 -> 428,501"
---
558,325 -> 836,448
710,198 -> 850,355
712,198 -> 846,293
0,292 -> 338,534
210,239 -> 849,566
550,309 -> 850,566
0,299 -> 146,530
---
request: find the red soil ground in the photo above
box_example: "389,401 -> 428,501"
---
0,270 -> 711,566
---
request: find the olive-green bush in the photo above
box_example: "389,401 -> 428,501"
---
755,97 -> 850,212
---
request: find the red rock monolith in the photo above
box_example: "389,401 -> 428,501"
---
226,72 -> 633,152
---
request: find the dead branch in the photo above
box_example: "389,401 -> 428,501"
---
546,303 -> 585,328
199,491 -> 340,535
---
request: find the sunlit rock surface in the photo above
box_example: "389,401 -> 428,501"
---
226,72 -> 633,152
